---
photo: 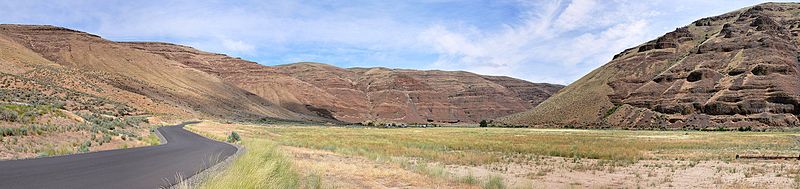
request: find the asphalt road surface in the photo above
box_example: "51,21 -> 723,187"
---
0,122 -> 237,189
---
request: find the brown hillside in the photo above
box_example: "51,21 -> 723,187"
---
502,2 -> 800,129
122,42 -> 563,123
0,24 -> 311,121
0,24 -> 561,124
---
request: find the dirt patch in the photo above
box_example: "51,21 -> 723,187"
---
446,156 -> 797,188
283,146 -> 474,189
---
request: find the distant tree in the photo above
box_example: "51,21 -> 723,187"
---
479,120 -> 488,127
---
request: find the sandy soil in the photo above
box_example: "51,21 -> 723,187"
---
284,147 -> 800,188
445,156 -> 798,188
284,146 -> 476,189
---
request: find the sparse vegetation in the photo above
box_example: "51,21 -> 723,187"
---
0,73 -> 136,117
143,129 -> 161,146
78,140 -> 91,153
303,172 -> 323,189
484,175 -> 506,189
603,105 -> 622,119
0,108 -> 18,122
0,101 -> 152,159
460,173 -> 479,185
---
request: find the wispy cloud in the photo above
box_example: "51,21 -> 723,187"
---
418,0 -> 786,84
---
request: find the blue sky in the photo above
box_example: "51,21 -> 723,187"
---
0,0 -> 791,84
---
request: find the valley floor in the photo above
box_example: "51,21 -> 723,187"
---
187,121 -> 800,188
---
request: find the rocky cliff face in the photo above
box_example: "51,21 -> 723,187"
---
123,42 -> 563,123
502,3 -> 800,129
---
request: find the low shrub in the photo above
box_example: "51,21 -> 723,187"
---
227,131 -> 241,143
0,109 -> 18,122
78,140 -> 91,153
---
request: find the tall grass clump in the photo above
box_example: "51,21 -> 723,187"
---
460,173 -> 479,185
483,175 -> 506,189
143,131 -> 161,146
201,139 -> 298,189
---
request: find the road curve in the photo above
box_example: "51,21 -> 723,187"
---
0,122 -> 237,189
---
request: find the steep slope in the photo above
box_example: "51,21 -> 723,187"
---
120,42 -> 563,123
502,2 -> 800,129
0,24 -> 311,121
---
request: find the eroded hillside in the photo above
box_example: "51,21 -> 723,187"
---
121,42 -> 563,123
0,24 -> 561,125
503,2 -> 800,129
0,25 -> 311,121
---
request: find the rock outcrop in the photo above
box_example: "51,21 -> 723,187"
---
502,3 -> 800,129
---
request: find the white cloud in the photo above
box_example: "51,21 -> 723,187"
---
554,0 -> 597,31
220,38 -> 255,53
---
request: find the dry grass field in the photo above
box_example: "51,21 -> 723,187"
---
188,121 -> 800,188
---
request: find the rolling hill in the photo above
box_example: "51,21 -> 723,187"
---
0,24 -> 562,124
121,42 -> 562,123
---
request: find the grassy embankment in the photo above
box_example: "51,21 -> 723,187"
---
185,124 -> 300,189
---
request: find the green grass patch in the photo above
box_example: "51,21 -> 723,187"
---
143,131 -> 161,146
200,139 -> 298,189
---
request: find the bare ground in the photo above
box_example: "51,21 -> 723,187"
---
445,157 -> 797,188
283,145 -> 800,188
285,146 -> 476,189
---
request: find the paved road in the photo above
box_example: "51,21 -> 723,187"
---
0,122 -> 237,189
